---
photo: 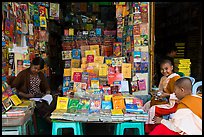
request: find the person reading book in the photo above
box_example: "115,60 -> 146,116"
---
149,77 -> 202,135
11,57 -> 57,123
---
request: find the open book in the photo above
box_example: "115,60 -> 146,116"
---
29,94 -> 53,105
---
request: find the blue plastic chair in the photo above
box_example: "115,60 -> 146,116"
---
192,81 -> 202,95
115,122 -> 145,135
182,76 -> 195,85
52,121 -> 83,135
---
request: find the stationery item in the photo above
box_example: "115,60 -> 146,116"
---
71,59 -> 81,68
72,49 -> 81,59
63,76 -> 71,87
87,55 -> 94,63
64,68 -> 71,77
68,98 -> 80,110
94,56 -> 104,64
30,94 -> 53,105
73,72 -> 82,82
91,78 -> 100,89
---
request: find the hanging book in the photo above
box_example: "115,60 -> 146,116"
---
113,42 -> 122,57
62,50 -> 72,60
138,79 -> 146,90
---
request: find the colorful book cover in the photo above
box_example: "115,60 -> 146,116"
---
71,59 -> 81,68
99,64 -> 108,77
62,50 -> 72,60
122,63 -> 132,78
56,97 -> 69,110
112,57 -> 126,67
9,94 -> 22,106
71,68 -> 82,81
17,59 -> 24,75
85,50 -> 96,57
87,55 -> 94,63
64,59 -> 71,68
108,66 -> 116,75
49,3 -> 59,19
99,77 -> 108,86
88,63 -> 99,76
112,95 -> 126,110
104,57 -> 112,66
89,98 -> 101,113
101,101 -> 112,109
77,98 -> 90,110
111,109 -> 123,115
134,51 -> 141,58
134,62 -> 141,73
141,51 -> 148,62
72,49 -> 81,59
133,98 -> 143,109
138,79 -> 146,90
91,78 -> 99,89
73,82 -> 81,92
140,23 -> 148,35
81,83 -> 87,91
94,56 -> 104,64
40,16 -> 47,28
80,46 -> 90,57
68,98 -> 80,110
108,74 -> 116,85
113,81 -> 122,92
141,62 -> 148,73
90,45 -> 100,56
64,68 -> 71,77
113,42 -> 122,57
73,72 -> 82,82
81,64 -> 88,72
81,57 -> 87,64
2,97 -> 13,111
125,104 -> 138,112
63,76 -> 71,87
81,72 -> 89,83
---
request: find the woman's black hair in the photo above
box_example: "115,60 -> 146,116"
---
31,57 -> 45,69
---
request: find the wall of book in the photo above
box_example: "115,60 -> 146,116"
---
61,2 -> 152,96
1,2 -> 61,78
2,2 -> 60,114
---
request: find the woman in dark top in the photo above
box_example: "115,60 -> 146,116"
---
11,57 -> 57,123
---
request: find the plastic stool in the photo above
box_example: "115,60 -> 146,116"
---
52,121 -> 83,135
115,122 -> 145,135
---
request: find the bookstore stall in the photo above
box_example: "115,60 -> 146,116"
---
2,2 -> 155,135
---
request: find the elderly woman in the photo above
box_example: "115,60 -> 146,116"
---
11,57 -> 57,123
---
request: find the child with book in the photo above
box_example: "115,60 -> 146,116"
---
11,57 -> 58,123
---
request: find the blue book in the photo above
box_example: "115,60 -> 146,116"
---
102,101 -> 112,109
125,104 -> 138,112
72,49 -> 81,59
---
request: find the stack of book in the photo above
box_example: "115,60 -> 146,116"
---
111,109 -> 124,122
175,59 -> 191,76
5,107 -> 29,117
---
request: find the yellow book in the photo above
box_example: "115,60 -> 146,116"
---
69,28 -> 74,36
105,58 -> 112,65
88,63 -> 99,76
82,57 -> 87,64
94,56 -> 104,64
9,94 -> 22,106
81,64 -> 88,72
71,68 -> 82,81
99,64 -> 108,76
111,109 -> 123,115
91,79 -> 99,89
104,95 -> 113,101
71,59 -> 81,68
85,50 -> 96,57
56,97 -> 69,110
64,68 -> 71,76
90,45 -> 100,56
122,63 -> 132,78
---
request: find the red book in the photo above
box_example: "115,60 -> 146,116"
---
73,72 -> 82,82
87,55 -> 94,63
